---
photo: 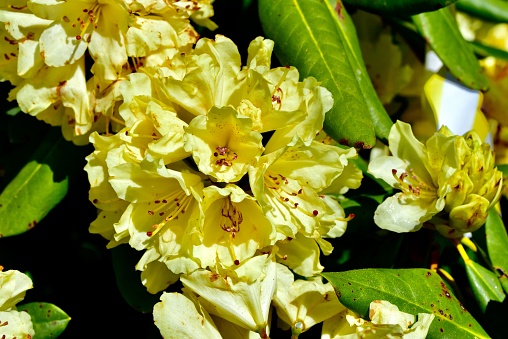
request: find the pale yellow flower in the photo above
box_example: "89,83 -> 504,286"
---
0,269 -> 35,339
273,263 -> 345,336
184,106 -> 264,183
322,300 -> 435,339
195,184 -> 275,268
368,120 -> 502,237
180,255 -> 276,335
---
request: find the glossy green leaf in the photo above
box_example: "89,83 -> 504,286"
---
19,302 -> 70,339
412,7 -> 489,90
111,245 -> 162,313
334,0 -> 394,143
259,0 -> 393,148
464,259 -> 505,312
456,0 -> 508,24
470,40 -> 508,60
343,0 -> 458,16
485,208 -> 508,294
322,269 -> 490,338
0,130 -> 68,237
0,160 -> 67,237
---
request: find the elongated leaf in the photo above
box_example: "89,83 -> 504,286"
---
485,208 -> 508,293
470,40 -> 508,60
259,0 -> 393,148
0,126 -> 91,237
332,0 -> 393,143
412,7 -> 489,90
456,0 -> 508,24
0,161 -> 67,237
465,260 -> 505,312
0,130 -> 65,237
343,0 -> 458,16
19,302 -> 70,339
322,269 -> 490,338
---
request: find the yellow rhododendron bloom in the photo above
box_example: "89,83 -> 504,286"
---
0,269 -> 35,339
180,255 -> 276,336
83,35 -> 359,327
154,291 -> 223,339
1,0 -> 214,142
322,300 -> 434,339
184,106 -> 264,183
368,120 -> 502,238
197,184 -> 275,268
273,263 -> 345,337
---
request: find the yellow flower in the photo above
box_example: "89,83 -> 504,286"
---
2,0 -> 214,142
154,291 -> 222,339
250,139 -> 358,242
322,300 -> 435,339
0,269 -> 35,339
368,120 -> 502,237
196,184 -> 275,268
180,255 -> 276,335
184,106 -> 264,183
273,263 -> 345,336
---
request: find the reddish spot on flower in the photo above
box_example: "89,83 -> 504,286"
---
234,260 -> 240,265
146,231 -> 152,237
313,210 -> 319,216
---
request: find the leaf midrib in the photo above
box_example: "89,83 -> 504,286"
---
292,0 -> 343,100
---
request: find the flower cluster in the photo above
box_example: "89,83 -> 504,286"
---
84,34 -> 362,336
0,0 -> 215,144
369,120 -> 502,238
0,267 -> 34,339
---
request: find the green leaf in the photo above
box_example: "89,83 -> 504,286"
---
464,260 -> 505,312
111,245 -> 162,313
0,160 -> 67,237
19,302 -> 70,339
0,131 -> 65,237
6,107 -> 21,116
412,7 -> 489,90
343,0 -> 458,16
259,0 -> 393,148
456,0 -> 508,24
322,268 -> 490,338
331,0 -> 394,143
470,40 -> 508,60
485,208 -> 508,294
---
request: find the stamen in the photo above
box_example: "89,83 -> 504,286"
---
220,198 -> 243,239
391,168 -> 434,197
75,4 -> 101,41
265,172 -> 320,218
270,67 -> 291,110
146,191 -> 193,237
214,146 -> 238,167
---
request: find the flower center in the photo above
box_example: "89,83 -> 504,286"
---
392,168 -> 435,198
220,198 -> 243,239
146,190 -> 193,237
214,146 -> 238,167
264,172 -> 321,218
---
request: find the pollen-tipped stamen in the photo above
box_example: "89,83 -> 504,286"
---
391,168 -> 434,198
146,192 -> 193,237
264,172 -> 320,218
